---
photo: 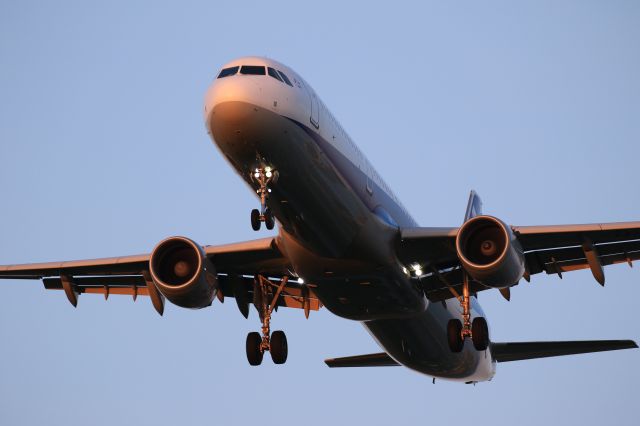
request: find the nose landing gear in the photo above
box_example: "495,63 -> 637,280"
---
245,275 -> 289,365
250,166 -> 277,231
447,273 -> 489,352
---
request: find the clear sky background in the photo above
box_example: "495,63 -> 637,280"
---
1,1 -> 639,425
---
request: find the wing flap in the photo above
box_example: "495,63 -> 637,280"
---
525,240 -> 640,276
324,352 -> 399,368
514,221 -> 640,251
41,274 -> 322,311
491,340 -> 638,363
83,286 -> 150,297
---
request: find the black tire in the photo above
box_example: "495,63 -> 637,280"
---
270,330 -> 288,364
264,208 -> 275,230
250,209 -> 261,231
246,332 -> 263,366
471,317 -> 489,351
447,319 -> 464,353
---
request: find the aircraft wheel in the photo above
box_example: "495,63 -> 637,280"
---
270,330 -> 288,364
447,319 -> 464,353
250,209 -> 261,231
471,317 -> 489,351
246,332 -> 263,365
264,208 -> 275,230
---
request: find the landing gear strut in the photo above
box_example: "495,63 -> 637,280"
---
250,166 -> 277,231
447,273 -> 489,352
245,275 -> 289,365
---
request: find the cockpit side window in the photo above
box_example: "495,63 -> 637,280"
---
277,70 -> 293,87
267,67 -> 283,82
217,66 -> 239,79
240,65 -> 266,75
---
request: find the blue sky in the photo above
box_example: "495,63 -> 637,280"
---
1,1 -> 639,425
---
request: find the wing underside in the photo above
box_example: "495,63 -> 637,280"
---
398,221 -> 640,302
0,237 -> 322,313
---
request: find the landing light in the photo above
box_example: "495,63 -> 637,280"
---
411,263 -> 423,277
254,172 -> 260,178
266,171 -> 272,178
265,166 -> 272,172
298,278 -> 304,284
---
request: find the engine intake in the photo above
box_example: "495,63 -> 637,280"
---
455,215 -> 525,288
149,236 -> 218,308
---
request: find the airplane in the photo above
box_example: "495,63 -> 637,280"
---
1,56 -> 638,383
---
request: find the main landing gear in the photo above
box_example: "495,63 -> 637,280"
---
246,275 -> 289,365
250,166 -> 277,231
447,273 -> 489,352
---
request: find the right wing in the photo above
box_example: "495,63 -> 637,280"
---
0,237 -> 322,314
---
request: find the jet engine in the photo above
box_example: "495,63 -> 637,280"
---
455,215 -> 525,288
149,236 -> 218,308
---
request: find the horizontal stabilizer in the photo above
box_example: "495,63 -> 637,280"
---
325,352 -> 399,368
492,340 -> 637,363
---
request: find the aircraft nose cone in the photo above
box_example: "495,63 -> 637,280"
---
211,101 -> 255,125
203,78 -> 262,132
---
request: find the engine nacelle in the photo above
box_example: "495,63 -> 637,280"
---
455,215 -> 525,288
149,236 -> 218,309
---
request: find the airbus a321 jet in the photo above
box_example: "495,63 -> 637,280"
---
1,57 -> 638,383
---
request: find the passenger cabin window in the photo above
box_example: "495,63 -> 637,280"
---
217,66 -> 239,78
267,67 -> 283,82
277,70 -> 293,87
240,65 -> 266,75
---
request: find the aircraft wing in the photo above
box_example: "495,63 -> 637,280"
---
397,221 -> 640,302
0,237 -> 322,314
514,222 -> 640,279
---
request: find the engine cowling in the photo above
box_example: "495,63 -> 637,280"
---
455,215 -> 525,288
149,236 -> 218,308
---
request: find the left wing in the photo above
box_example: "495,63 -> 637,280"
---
397,221 -> 640,302
514,222 -> 640,283
0,237 -> 322,314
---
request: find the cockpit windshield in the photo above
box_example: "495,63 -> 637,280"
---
217,64 -> 294,88
240,65 -> 266,75
217,66 -> 239,79
277,70 -> 293,87
267,67 -> 283,82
